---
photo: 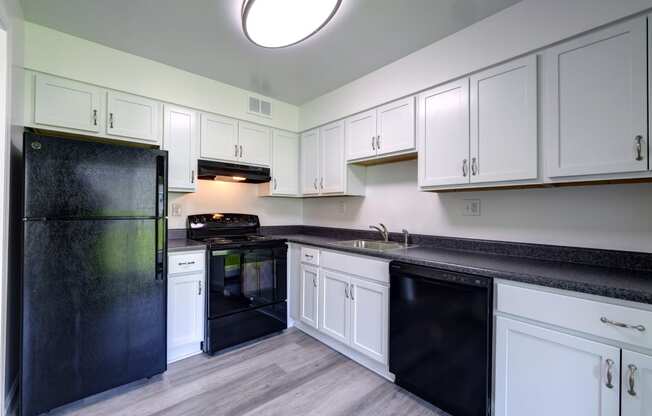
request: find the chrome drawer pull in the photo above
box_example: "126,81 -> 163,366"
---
627,364 -> 637,396
600,317 -> 646,332
634,135 -> 645,161
304,254 -> 314,260
605,359 -> 614,389
178,261 -> 196,266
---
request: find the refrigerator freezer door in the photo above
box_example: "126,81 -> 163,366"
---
23,132 -> 166,219
21,219 -> 166,416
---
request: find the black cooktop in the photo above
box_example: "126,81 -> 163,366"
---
186,213 -> 285,249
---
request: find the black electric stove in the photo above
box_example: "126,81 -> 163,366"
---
187,213 -> 287,354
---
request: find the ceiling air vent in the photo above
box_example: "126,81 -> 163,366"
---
248,96 -> 272,119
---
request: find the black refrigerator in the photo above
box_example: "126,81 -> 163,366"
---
20,132 -> 168,416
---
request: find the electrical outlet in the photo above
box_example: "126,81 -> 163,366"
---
338,201 -> 347,214
463,199 -> 481,216
170,203 -> 182,217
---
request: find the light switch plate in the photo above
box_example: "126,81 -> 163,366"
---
170,203 -> 182,217
463,199 -> 481,216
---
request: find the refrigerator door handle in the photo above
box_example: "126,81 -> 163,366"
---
155,155 -> 168,281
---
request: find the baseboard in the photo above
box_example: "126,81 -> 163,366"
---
4,377 -> 17,416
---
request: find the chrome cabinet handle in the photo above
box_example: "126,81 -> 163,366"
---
313,178 -> 318,190
191,170 -> 195,184
600,316 -> 646,332
376,135 -> 381,150
234,144 -> 238,157
109,113 -> 114,129
371,136 -> 376,151
462,159 -> 468,177
198,280 -> 202,296
304,254 -> 314,259
320,178 -> 324,189
471,157 -> 478,176
634,135 -> 645,161
178,261 -> 195,266
92,109 -> 98,126
605,359 -> 615,389
312,276 -> 317,288
273,178 -> 278,190
627,364 -> 637,396
350,285 -> 355,301
239,145 -> 243,158
345,284 -> 349,299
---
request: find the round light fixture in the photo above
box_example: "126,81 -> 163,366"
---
242,0 -> 342,48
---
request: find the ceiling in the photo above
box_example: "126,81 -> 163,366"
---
21,0 -> 521,105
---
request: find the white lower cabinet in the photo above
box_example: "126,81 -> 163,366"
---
295,246 -> 390,374
300,263 -> 319,329
495,282 -> 652,416
167,251 -> 206,363
495,316 -> 620,416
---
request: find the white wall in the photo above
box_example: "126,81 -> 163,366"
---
302,160 -> 652,253
22,22 -> 300,132
299,0 -> 652,130
168,181 -> 302,230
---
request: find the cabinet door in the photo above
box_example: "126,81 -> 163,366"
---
34,73 -> 102,133
350,277 -> 388,364
470,55 -> 538,183
200,113 -> 239,162
167,272 -> 205,363
238,121 -> 271,166
418,79 -> 470,187
301,129 -> 321,195
163,105 -> 198,192
495,317 -> 620,416
345,109 -> 377,161
106,91 -> 162,143
320,270 -> 350,345
544,18 -> 647,178
622,350 -> 652,416
300,264 -> 319,329
271,130 -> 299,196
319,121 -> 345,194
376,96 -> 415,156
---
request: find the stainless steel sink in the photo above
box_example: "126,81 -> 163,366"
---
331,239 -> 405,251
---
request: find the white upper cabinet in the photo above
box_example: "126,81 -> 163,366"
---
470,55 -> 538,183
345,97 -> 416,163
544,17 -> 648,179
238,121 -> 271,166
495,316 -> 620,416
163,105 -> 198,192
34,73 -> 102,133
301,129 -> 321,195
622,349 -> 652,416
376,96 -> 415,157
320,121 -> 346,194
345,109 -> 377,161
418,79 -> 471,188
270,129 -> 299,196
200,113 -> 238,162
106,91 -> 162,144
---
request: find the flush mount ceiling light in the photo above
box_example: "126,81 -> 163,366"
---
242,0 -> 342,48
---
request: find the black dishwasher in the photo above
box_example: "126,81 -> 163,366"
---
389,261 -> 492,416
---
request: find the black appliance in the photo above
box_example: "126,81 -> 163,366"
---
389,261 -> 492,416
197,159 -> 271,183
187,213 -> 287,354
20,132 -> 168,416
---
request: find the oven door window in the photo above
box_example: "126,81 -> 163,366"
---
209,248 -> 282,318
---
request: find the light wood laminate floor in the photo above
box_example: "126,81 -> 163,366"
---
47,329 -> 445,416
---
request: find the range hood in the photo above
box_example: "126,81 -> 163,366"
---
197,159 -> 271,183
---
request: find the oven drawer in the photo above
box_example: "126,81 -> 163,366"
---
206,302 -> 287,354
300,247 -> 319,266
497,283 -> 652,350
169,251 -> 205,275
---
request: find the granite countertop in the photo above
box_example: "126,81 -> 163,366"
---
273,234 -> 652,305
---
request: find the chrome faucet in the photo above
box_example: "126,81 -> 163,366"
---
402,229 -> 410,247
370,223 -> 389,242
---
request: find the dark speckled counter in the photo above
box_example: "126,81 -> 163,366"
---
271,233 -> 652,305
168,238 -> 206,253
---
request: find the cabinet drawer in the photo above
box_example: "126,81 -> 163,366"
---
321,250 -> 389,284
497,283 -> 652,350
300,247 -> 320,265
169,251 -> 205,275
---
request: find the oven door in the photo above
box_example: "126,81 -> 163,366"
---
208,245 -> 287,319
